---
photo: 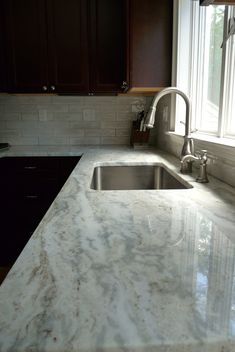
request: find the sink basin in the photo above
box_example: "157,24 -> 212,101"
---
91,165 -> 192,190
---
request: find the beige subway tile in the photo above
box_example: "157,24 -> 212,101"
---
72,121 -> 100,129
38,121 -> 69,130
97,111 -> 116,121
37,104 -> 69,112
7,104 -> 38,113
1,113 -> 20,121
83,109 -> 96,121
59,128 -> 84,137
101,120 -> 131,129
6,121 -> 38,130
83,96 -> 116,105
85,128 -> 115,137
101,129 -> 116,137
52,96 -> 84,104
0,121 -> 6,129
21,113 -> 39,121
68,104 -> 83,113
101,136 -> 130,145
84,129 -> 101,137
70,136 -> 100,145
116,128 -> 131,137
39,136 -> 68,145
0,95 -> 9,104
116,112 -> 135,121
53,112 -> 83,121
21,130 -> 40,137
39,110 -> 53,121
3,96 -> 51,104
1,136 -> 39,145
0,130 -> 20,137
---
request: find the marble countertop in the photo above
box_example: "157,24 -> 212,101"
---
1,146 -> 235,352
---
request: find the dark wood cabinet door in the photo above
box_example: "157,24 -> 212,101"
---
0,1 -> 7,92
5,0 -> 48,93
129,0 -> 173,92
47,0 -> 89,94
0,156 -> 81,266
89,0 -> 127,94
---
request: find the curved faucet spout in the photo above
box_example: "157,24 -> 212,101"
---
144,87 -> 191,138
144,87 -> 194,173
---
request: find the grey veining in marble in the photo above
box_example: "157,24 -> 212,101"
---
1,146 -> 235,352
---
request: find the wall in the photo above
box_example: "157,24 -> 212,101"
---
155,96 -> 235,188
0,95 -> 148,146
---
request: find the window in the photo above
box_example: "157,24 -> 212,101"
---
174,1 -> 235,141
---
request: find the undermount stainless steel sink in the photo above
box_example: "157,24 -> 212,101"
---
90,165 -> 192,190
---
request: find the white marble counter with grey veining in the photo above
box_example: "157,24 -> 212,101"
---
1,146 -> 235,352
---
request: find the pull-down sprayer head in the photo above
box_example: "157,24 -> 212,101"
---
144,87 -> 191,138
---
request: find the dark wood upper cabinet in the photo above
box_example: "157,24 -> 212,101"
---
89,0 -> 127,93
0,1 -> 7,92
4,0 -> 127,94
3,0 -> 173,95
5,0 -> 48,93
47,0 -> 89,94
128,0 -> 173,94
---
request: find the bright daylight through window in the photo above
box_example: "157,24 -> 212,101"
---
174,2 -> 235,141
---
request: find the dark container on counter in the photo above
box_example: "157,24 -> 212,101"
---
130,120 -> 150,146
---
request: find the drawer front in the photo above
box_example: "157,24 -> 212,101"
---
1,176 -> 60,200
0,156 -> 59,177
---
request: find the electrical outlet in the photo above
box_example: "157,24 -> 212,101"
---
163,106 -> 169,122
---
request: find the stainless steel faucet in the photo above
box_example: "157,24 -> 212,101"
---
144,87 -> 194,173
181,150 -> 209,183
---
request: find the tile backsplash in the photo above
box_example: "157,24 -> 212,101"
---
0,95 -> 147,145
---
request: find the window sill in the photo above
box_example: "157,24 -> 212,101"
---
166,131 -> 235,149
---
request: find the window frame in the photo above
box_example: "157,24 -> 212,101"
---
172,1 -> 235,142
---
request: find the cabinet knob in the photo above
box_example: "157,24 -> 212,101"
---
51,85 -> 56,91
121,81 -> 129,92
42,86 -> 48,91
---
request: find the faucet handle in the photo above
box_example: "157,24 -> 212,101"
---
201,149 -> 207,154
201,149 -> 208,160
196,149 -> 207,156
196,150 -> 208,164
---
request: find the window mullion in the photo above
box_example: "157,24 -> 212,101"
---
195,7 -> 207,132
190,1 -> 200,132
218,6 -> 229,138
223,6 -> 235,138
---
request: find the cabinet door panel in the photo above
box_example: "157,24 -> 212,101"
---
89,0 -> 127,93
47,0 -> 89,94
0,1 -> 7,92
129,0 -> 173,90
5,0 -> 48,93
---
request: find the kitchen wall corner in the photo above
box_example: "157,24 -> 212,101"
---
154,95 -> 235,188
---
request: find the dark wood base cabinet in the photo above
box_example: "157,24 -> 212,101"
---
0,156 -> 80,267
